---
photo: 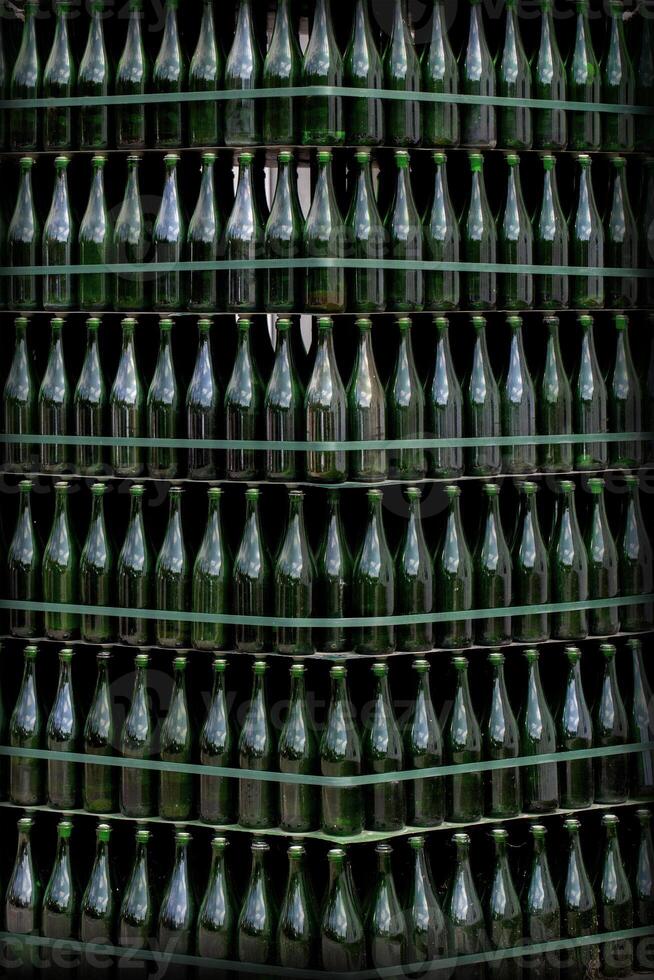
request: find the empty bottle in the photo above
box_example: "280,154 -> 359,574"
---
483,651 -> 521,819
155,486 -> 189,648
599,813 -> 634,978
609,314 -> 642,468
383,0 -> 421,146
534,0 -> 567,150
535,157 -> 569,309
302,0 -> 343,144
237,838 -> 278,965
561,818 -> 599,980
159,656 -> 193,820
347,317 -> 387,481
83,650 -> 115,814
344,0 -> 384,145
463,155 -> 497,310
519,648 -> 558,814
9,645 -> 43,806
225,318 -> 264,481
43,481 -> 78,640
557,646 -> 593,809
117,484 -> 151,645
304,151 -> 346,313
428,316 -> 463,478
568,0 -> 600,150
43,0 -> 75,149
278,843 -> 319,969
279,663 -> 319,832
366,843 -> 407,968
116,0 -> 149,148
499,156 -> 533,309
443,833 -> 488,979
498,0 -> 532,149
265,318 -> 305,480
305,317 -> 347,482
584,478 -> 619,636
42,818 -> 77,966
363,661 -> 405,832
8,479 -> 41,639
422,0 -> 459,147
265,153 -> 303,312
74,318 -> 106,476
234,488 -> 271,653
445,656 -> 482,823
80,482 -> 113,644
188,156 -> 221,314
435,485 -> 473,648
38,317 -> 69,473
550,481 -> 589,640
629,639 -> 654,799
189,0 -> 222,147
521,824 -> 560,980
197,837 -> 235,959
618,476 -> 653,632
152,0 -> 185,147
226,153 -> 264,312
406,835 -> 448,965
274,489 -> 316,655
396,488 -> 433,652
192,488 -> 230,650
593,644 -> 628,804
80,823 -> 116,944
404,659 -> 444,826
158,829 -> 195,955
385,151 -> 423,312
485,827 -> 523,980
602,0 -> 635,152
571,155 -> 604,309
187,319 -> 219,480
118,827 -> 154,948
114,157 -> 146,311
264,0 -> 301,145
239,661 -> 277,829
474,484 -> 512,646
43,157 -> 74,311
501,315 -> 536,473
8,158 -> 39,310
320,664 -> 363,837
461,0 -> 496,147
574,314 -> 607,469
120,653 -> 154,818
224,0 -> 262,145
9,0 -> 40,151
634,809 -> 654,969
345,150 -> 385,313
352,489 -> 395,654
199,658 -> 234,825
606,159 -> 638,309
321,848 -> 366,970
424,153 -> 460,311
538,316 -> 572,472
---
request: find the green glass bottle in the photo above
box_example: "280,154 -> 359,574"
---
628,638 -> 654,799
153,156 -> 185,311
561,819 -> 600,979
81,823 -> 116,944
117,484 -> 151,645
265,153 -> 303,312
396,488 -> 433,652
152,0 -> 185,147
498,0 -> 532,149
80,482 -> 113,644
224,0 -> 262,146
43,157 -> 74,311
602,1 -> 635,152
345,150 -> 385,314
238,660 -> 277,829
557,646 -> 593,808
43,481 -> 79,640
585,478 -> 619,636
538,316 -> 572,472
598,813 -> 634,978
435,486 -> 473,648
234,488 -> 271,653
78,1 -> 110,149
159,656 -> 193,820
633,809 -> 654,969
265,318 -> 305,480
352,489 -> 395,654
74,319 -> 106,477
189,0 -> 222,147
485,828 -> 523,980
238,838 -> 278,964
155,486 -> 189,648
38,317 -> 69,474
443,833 -> 489,976
9,0 -> 40,151
42,818 -> 77,956
424,154 -> 460,311
389,318 -> 426,479
302,0 -> 343,145
187,319 -> 219,480
278,843 -> 318,969
428,316 -> 463,478
463,155 -> 497,310
406,835 -> 448,964
474,484 -> 512,645
263,0 -> 301,145
465,317 -> 501,475
199,658 -> 234,825
593,644 -> 628,804
8,479 -> 40,639
305,317 -> 347,482
120,652 -> 154,818
8,158 -> 39,310
534,0 -> 567,150
521,825 -> 560,979
550,482 -> 589,640
320,664 -> 363,836
158,829 -> 195,954
147,319 -> 179,479
197,837 -> 235,958
116,0 -> 148,148
274,489 -> 316,654
535,157 -> 569,310
118,827 -> 153,949
9,645 -> 43,806
422,0 -> 458,146
226,154 -> 264,312
618,476 -> 653,632
571,156 -> 605,309
606,159 -> 638,310
519,648 -> 558,813
317,490 -> 351,653
363,661 -> 405,833
404,659 -> 444,826
500,156 -> 534,310
385,151 -> 423,312
192,488 -> 229,650
344,0 -> 384,145
609,314 -> 642,467
114,157 -> 146,311
43,0 -> 75,149
347,318 -> 387,481
279,663 -> 318,832
635,15 -> 654,151
445,656 -> 482,823
366,843 -> 407,968
383,0 -> 420,146
79,157 -> 111,312
461,0 -> 495,147
574,314 -> 607,469
304,151 -> 346,313
568,0 -> 600,150
502,315 -> 536,472
83,650 -> 115,814
225,318 -> 264,480
321,848 -> 366,970
6,815 -> 41,954
483,651 -> 521,819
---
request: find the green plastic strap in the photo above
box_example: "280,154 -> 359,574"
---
1,593 -> 650,630
0,928 -> 650,980
1,431 -> 649,451
0,258 -> 648,278
0,741 -> 651,787
1,85 -> 651,115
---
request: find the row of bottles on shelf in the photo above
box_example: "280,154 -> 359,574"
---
5,0 -> 652,153
6,475 -> 653,654
6,147 -> 650,314
5,641 -> 653,830
5,313 -> 651,483
4,809 -> 653,973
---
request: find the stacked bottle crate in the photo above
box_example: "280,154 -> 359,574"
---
0,0 -> 653,976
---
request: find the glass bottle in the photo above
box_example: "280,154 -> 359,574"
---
113,157 -> 146,311
499,156 -> 534,310
225,318 -> 264,480
345,150 -> 385,314
38,317 -> 69,474
237,839 -> 278,965
404,659 -> 444,826
574,314 -> 607,469
199,658 -> 234,825
8,479 -> 40,639
234,488 -> 271,653
352,489 -> 395,654
538,316 -> 572,472
238,661 -> 277,829
155,486 -> 189,648
598,813 -> 634,978
79,2 -> 110,149
42,818 -> 77,956
629,638 -> 654,799
187,318 -> 218,480
474,484 -> 512,645
320,664 -> 363,837
147,319 -> 179,479
81,823 -> 116,944
43,157 -> 74,311
344,0 -> 384,145
152,0 -> 185,147
568,0 -> 600,150
9,645 -> 43,806
390,319 -> 426,478
501,315 -> 536,473
304,151 -> 346,313
118,827 -> 153,948
435,485 -> 473,648
226,154 -> 264,312
8,158 -> 39,310
9,0 -> 40,151
263,0 -> 301,145
602,1 -> 635,152
279,663 -> 319,832
6,815 -> 41,953
197,837 -> 235,959
521,825 -> 560,979
519,648 -> 558,813
366,844 -> 407,968
465,316 -> 500,476
153,156 -> 185,311
445,656 -> 482,823
606,159 -> 638,309
321,848 -> 366,971
278,844 -> 318,969
116,0 -> 149,148
363,661 -> 405,833
571,155 -> 604,309
224,0 -> 262,145
159,657 -> 192,821
189,0 -> 222,147
80,482 -> 113,644
534,0 -> 567,150
405,835 -> 448,965
428,316 -> 463,478
461,0 -> 496,146
385,150 -> 423,312
463,155 -> 497,310
443,833 -> 488,977
618,476 -> 653,632
593,643 -> 628,804
347,317 -> 387,481
301,0 -> 343,145
550,482 -> 589,640
157,830 -> 195,955
265,152 -> 304,312
46,648 -> 77,810
274,490 -> 315,654
117,484 -> 151,645
305,317 -> 347,482
119,653 -> 154,818
74,318 -> 106,476
485,828 -> 523,980
422,0 -> 458,147
265,317 -> 305,481
424,153 -> 460,311
396,488 -> 433,652
585,478 -> 619,636
535,157 -> 569,310
634,809 -> 654,969
609,314 -> 642,468
498,0 -> 532,149
635,14 -> 654,151
483,651 -> 521,819
83,650 -> 115,814
43,480 -> 78,640
192,488 -> 229,651
383,0 -> 421,146
317,489 -> 352,653
561,819 -> 599,978
43,0 -> 75,149
557,646 -> 593,808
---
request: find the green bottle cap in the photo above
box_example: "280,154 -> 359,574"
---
289,488 -> 304,500
15,316 -> 30,329
239,152 -> 254,165
164,154 -> 180,166
318,317 -> 333,331
237,318 -> 252,331
482,482 -> 500,497
491,828 -> 509,842
506,315 -> 522,329
434,316 -> 449,330
487,650 -> 505,665
288,844 -> 306,859
24,646 -> 38,661
97,823 -> 112,843
136,828 -> 151,843
355,150 -> 371,163
577,153 -> 592,168
412,659 -> 430,674
588,477 -> 605,494
614,314 -> 628,331
198,318 -> 212,332
395,150 -> 410,168
330,664 -> 347,680
19,479 -> 34,492
405,486 -> 422,501
122,317 -> 138,331
471,315 -> 486,330
127,155 -> 141,165
433,152 -> 446,166
541,155 -> 556,172
135,653 -> 149,668
17,816 -> 34,832
564,646 -> 581,664
611,155 -> 627,169
564,818 -> 581,833
213,657 -> 227,672
452,832 -> 471,845
59,648 -> 74,663
523,648 -> 539,663
408,835 -> 426,850
55,481 -> 70,494
290,663 -> 306,678
451,655 -> 468,670
159,318 -> 174,333
92,155 -> 107,168
86,318 -> 102,331
51,318 -> 65,331
602,813 -> 620,826
396,317 -> 412,331
627,637 -> 641,652
245,487 -> 260,501
317,151 -> 333,164
253,660 -> 268,675
97,649 -> 112,662
57,820 -> 73,839
91,482 -> 108,496
278,150 -> 294,164
175,830 -> 192,843
624,474 -> 638,488
168,485 -> 184,498
506,154 -> 520,167
207,486 -> 222,500
558,480 -> 575,494
211,836 -> 229,851
129,484 -> 146,497
578,315 -> 594,331
173,656 -> 187,671
367,489 -> 383,503
276,318 -> 292,332
356,318 -> 372,331
202,152 -> 217,165
530,824 -> 547,838
468,153 -> 483,172
19,157 -> 35,170
327,848 -> 346,862
55,156 -> 70,170
445,484 -> 461,499
543,316 -> 559,329
600,643 -> 616,659
372,661 -> 389,677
